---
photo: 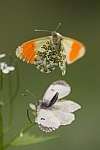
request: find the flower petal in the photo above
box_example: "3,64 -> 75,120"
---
0,54 -> 6,58
2,68 -> 9,74
7,66 -> 15,71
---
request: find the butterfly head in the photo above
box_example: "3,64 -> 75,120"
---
51,31 -> 62,40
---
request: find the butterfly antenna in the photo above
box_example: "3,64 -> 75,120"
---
55,23 -> 61,31
22,93 -> 34,100
22,93 -> 27,97
26,90 -> 36,99
22,90 -> 37,101
35,29 -> 51,33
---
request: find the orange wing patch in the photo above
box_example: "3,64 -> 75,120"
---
69,41 -> 82,63
23,41 -> 37,63
16,41 -> 37,63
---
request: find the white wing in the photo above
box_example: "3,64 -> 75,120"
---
51,111 -> 75,125
50,100 -> 81,125
52,100 -> 81,113
36,109 -> 60,132
43,80 -> 71,105
29,103 -> 36,110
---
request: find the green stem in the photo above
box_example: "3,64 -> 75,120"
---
3,122 -> 36,149
10,60 -> 20,104
0,106 -> 3,150
0,70 -> 3,91
0,68 -> 3,150
4,60 -> 20,133
5,59 -> 20,106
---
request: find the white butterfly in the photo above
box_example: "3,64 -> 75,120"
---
29,80 -> 81,132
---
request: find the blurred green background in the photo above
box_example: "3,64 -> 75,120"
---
0,0 -> 100,150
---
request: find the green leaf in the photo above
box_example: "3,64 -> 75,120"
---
10,132 -> 58,146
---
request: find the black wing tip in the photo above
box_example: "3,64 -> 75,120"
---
38,124 -> 56,132
53,80 -> 68,86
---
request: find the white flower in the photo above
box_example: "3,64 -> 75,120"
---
0,62 -> 15,74
0,53 -> 6,59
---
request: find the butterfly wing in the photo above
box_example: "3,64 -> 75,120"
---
16,36 -> 51,63
36,100 -> 81,131
29,103 -> 36,110
52,100 -> 81,113
43,80 -> 71,105
52,111 -> 75,125
62,37 -> 85,64
36,109 -> 60,132
50,100 -> 81,125
16,36 -> 59,73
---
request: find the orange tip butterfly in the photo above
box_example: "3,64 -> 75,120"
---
29,80 -> 81,132
16,23 -> 86,75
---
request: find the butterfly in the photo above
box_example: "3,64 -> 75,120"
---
16,23 -> 85,75
29,80 -> 81,132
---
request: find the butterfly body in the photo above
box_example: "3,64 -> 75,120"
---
29,80 -> 81,132
16,30 -> 85,75
51,31 -> 62,51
